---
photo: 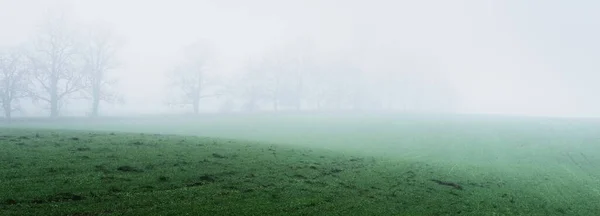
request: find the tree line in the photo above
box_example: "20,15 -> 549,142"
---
1,12 -> 455,120
165,40 -> 383,114
167,40 -> 456,114
0,12 -> 120,121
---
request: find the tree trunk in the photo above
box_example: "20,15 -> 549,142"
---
91,97 -> 100,117
50,72 -> 59,118
50,99 -> 59,117
192,96 -> 200,114
90,81 -> 101,117
3,103 -> 11,122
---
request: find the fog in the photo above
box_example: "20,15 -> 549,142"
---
1,0 -> 599,118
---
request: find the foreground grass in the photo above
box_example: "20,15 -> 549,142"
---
1,128 -> 598,215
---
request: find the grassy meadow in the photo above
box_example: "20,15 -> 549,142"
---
1,113 -> 599,215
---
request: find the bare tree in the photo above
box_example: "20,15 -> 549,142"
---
81,25 -> 121,117
283,38 -> 315,110
245,40 -> 315,112
27,13 -> 87,117
237,59 -> 274,112
0,47 -> 29,121
168,42 -> 220,114
263,57 -> 284,111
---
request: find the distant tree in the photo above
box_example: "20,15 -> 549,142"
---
255,39 -> 315,111
81,25 -> 121,117
0,47 -> 29,121
262,57 -> 284,111
241,51 -> 304,112
238,59 -> 273,112
27,13 -> 87,117
283,38 -> 315,110
168,41 -> 221,114
307,60 -> 367,110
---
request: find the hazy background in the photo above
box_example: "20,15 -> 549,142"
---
1,0 -> 599,118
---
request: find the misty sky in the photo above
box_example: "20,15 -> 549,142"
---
1,0 -> 599,117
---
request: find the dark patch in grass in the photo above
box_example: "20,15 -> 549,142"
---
49,192 -> 85,202
117,165 -> 143,172
221,185 -> 239,190
48,167 -> 61,173
500,193 -> 516,204
242,188 -> 255,193
4,198 -> 17,205
158,176 -> 169,182
71,137 -> 80,141
555,207 -> 572,214
94,165 -> 109,173
322,168 -> 343,176
304,180 -> 328,187
431,179 -> 463,190
199,174 -> 216,182
212,153 -> 226,158
101,175 -> 130,182
140,185 -> 155,190
261,183 -> 275,188
292,174 -> 307,179
187,174 -> 216,187
331,168 -> 343,173
108,186 -> 122,193
76,147 -> 91,151
467,182 -> 490,188
338,182 -> 357,189
31,192 -> 85,204
100,175 -> 132,183
349,157 -> 363,162
173,161 -> 189,166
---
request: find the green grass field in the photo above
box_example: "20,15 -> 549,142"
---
1,113 -> 599,215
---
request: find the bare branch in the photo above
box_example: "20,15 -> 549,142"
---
167,41 -> 220,114
26,11 -> 84,117
0,47 -> 31,119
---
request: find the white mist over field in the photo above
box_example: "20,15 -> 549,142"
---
1,0 -> 599,117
